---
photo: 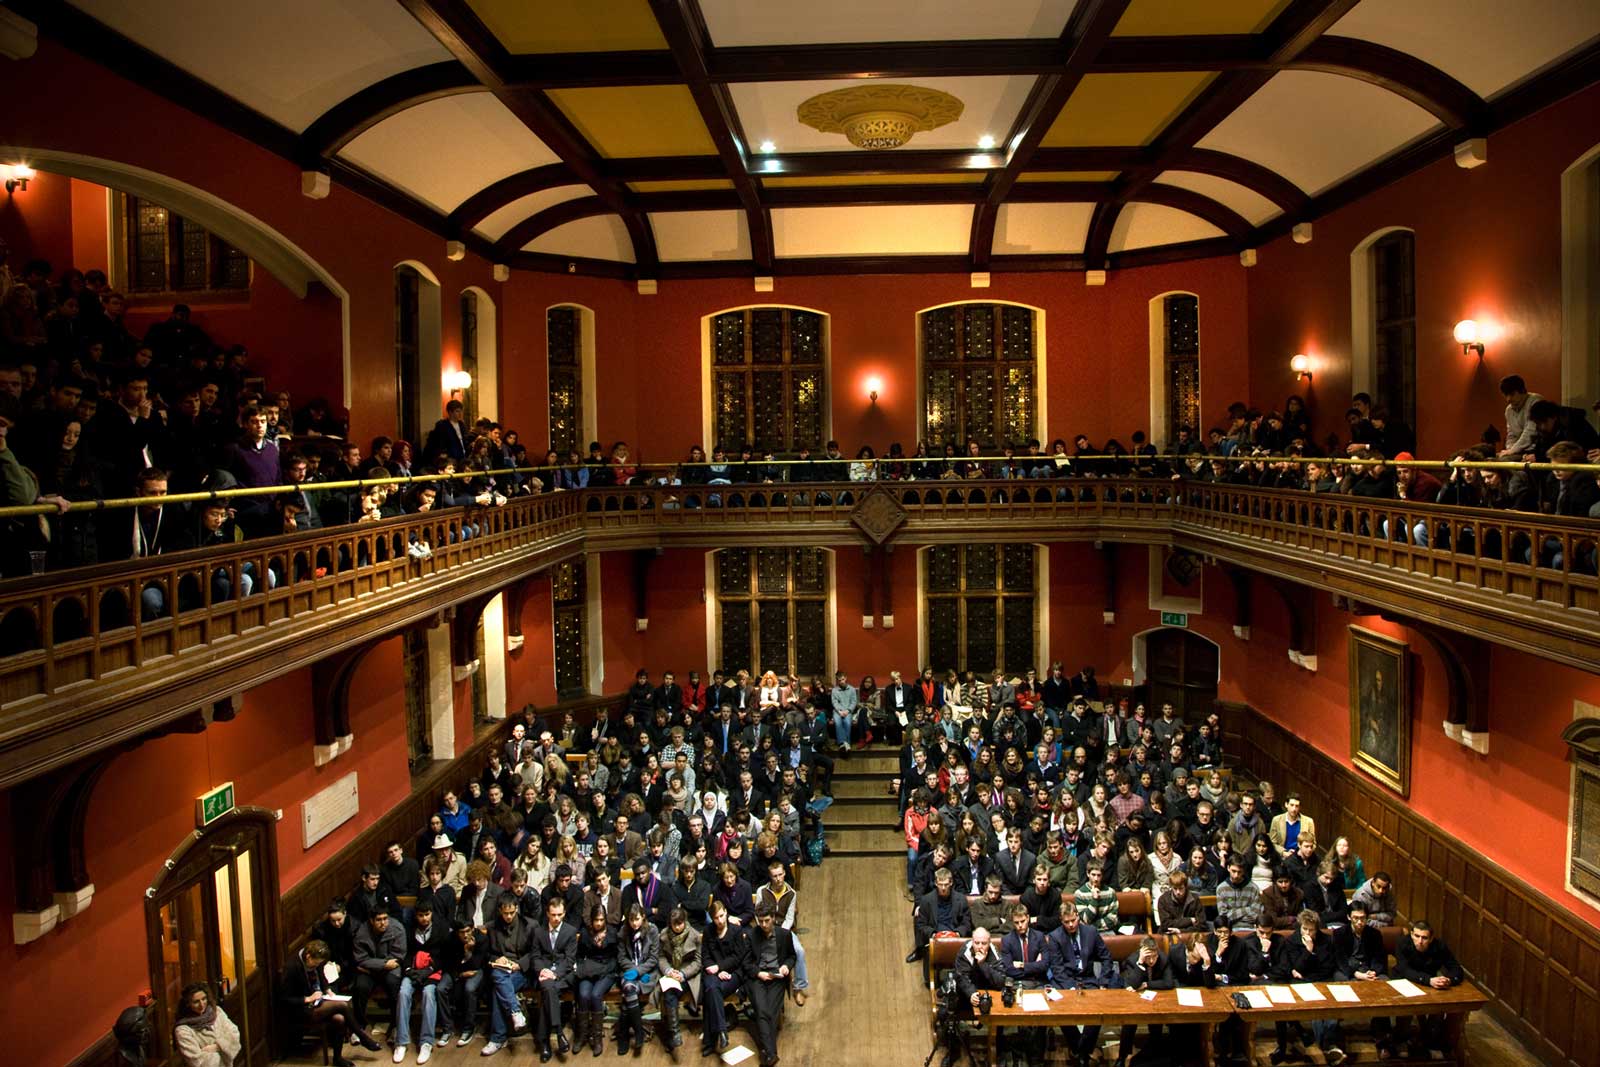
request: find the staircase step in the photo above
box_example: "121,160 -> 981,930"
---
832,752 -> 900,775
827,803 -> 901,827
826,825 -> 906,855
830,778 -> 898,801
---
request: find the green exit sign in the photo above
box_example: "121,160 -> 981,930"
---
196,782 -> 236,828
1160,611 -> 1189,628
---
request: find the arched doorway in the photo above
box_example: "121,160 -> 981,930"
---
1142,627 -> 1219,723
144,807 -> 282,1067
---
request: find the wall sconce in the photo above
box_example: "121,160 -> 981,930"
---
3,164 -> 34,194
1290,354 -> 1312,382
1453,319 -> 1485,358
443,370 -> 472,398
865,375 -> 883,404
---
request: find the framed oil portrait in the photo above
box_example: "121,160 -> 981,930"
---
1348,627 -> 1411,795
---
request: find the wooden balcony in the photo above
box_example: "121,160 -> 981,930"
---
1,478 -> 1595,787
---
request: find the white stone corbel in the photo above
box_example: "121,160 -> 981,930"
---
0,6 -> 39,60
1232,625 -> 1251,640
13,905 -> 59,945
1292,222 -> 1313,244
313,743 -> 338,767
635,618 -> 649,632
445,240 -> 465,262
754,276 -> 774,293
637,279 -> 658,295
54,884 -> 95,920
970,272 -> 991,289
336,733 -> 354,756
1239,249 -> 1257,267
1085,270 -> 1107,287
1453,138 -> 1487,169
506,635 -> 526,652
861,615 -> 874,629
1459,729 -> 1490,755
1102,611 -> 1116,626
300,171 -> 330,200
452,660 -> 480,682
492,264 -> 511,283
1442,720 -> 1464,743
882,614 -> 895,630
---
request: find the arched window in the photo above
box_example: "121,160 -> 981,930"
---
547,305 -> 586,454
922,544 -> 1037,674
714,547 -> 830,677
1350,227 -> 1417,432
1163,294 -> 1201,443
394,262 -> 441,447
1563,144 -> 1600,407
919,302 -> 1039,449
709,307 -> 827,453
460,288 -> 498,424
552,559 -> 588,699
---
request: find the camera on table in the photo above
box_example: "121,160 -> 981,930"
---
976,991 -> 993,1015
1001,980 -> 1019,1008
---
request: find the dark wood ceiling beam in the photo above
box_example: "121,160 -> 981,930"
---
647,0 -> 773,272
1292,37 -> 1488,128
969,0 -> 1134,270
493,196 -> 611,257
1133,184 -> 1252,239
1166,148 -> 1309,213
446,163 -> 583,234
300,61 -> 483,158
398,0 -> 657,272
709,39 -> 1066,81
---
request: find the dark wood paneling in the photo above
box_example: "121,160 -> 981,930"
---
1228,702 -> 1600,1067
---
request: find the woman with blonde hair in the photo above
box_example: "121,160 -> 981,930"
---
1150,830 -> 1183,893
758,671 -> 782,712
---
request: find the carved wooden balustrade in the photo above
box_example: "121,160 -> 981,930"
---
2,477 -> 1596,786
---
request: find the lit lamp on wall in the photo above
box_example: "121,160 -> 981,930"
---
444,369 -> 472,400
1453,319 -> 1486,358
1290,353 -> 1313,382
865,375 -> 883,404
3,164 -> 34,194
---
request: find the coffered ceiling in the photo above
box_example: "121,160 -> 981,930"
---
26,0 -> 1600,278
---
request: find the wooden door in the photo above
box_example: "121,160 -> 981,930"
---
1145,628 -> 1219,725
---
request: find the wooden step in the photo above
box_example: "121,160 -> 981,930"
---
830,777 -> 898,801
832,752 -> 900,775
826,802 -> 901,827
826,824 -> 906,855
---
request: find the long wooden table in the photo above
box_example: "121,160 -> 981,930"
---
977,987 -> 1234,1067
971,981 -> 1489,1067
1228,980 -> 1489,1067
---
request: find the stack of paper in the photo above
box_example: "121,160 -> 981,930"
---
1329,984 -> 1361,1003
1388,978 -> 1427,998
1176,988 -> 1205,1007
1020,992 -> 1049,1012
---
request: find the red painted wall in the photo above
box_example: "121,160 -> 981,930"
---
0,162 -> 74,268
0,638 -> 413,1067
1246,81 -> 1600,458
69,177 -> 108,274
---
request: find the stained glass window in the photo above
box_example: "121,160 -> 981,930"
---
921,304 -> 1037,450
710,308 -> 827,453
716,548 -> 829,677
547,306 -> 583,455
552,560 -> 587,698
1164,294 -> 1201,440
1373,232 -> 1417,431
121,194 -> 251,295
924,544 -> 1036,674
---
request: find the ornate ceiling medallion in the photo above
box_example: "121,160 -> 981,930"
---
797,84 -> 964,150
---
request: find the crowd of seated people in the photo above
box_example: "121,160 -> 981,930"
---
287,676 -> 837,1066
896,665 -> 1464,1067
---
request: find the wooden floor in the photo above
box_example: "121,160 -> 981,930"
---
275,855 -> 1541,1067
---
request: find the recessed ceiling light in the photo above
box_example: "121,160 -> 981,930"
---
977,134 -> 996,150
758,140 -> 777,154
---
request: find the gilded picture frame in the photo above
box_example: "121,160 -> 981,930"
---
1348,626 -> 1411,796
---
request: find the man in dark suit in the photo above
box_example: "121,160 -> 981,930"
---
706,706 -> 738,757
948,928 -> 1006,1067
1045,903 -> 1117,1062
909,868 -> 973,963
653,670 -> 684,715
998,905 -> 1050,988
1118,936 -> 1178,1059
951,838 -> 996,898
746,901 -> 798,1067
994,827 -> 1036,896
527,896 -> 578,1062
882,670 -> 916,745
423,399 -> 468,463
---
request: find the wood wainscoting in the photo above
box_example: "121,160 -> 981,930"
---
1226,703 -> 1600,1067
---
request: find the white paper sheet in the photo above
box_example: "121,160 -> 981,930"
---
1388,978 -> 1427,998
1329,984 -> 1361,1003
1265,985 -> 1296,1003
1176,988 -> 1205,1007
722,1046 -> 756,1066
1046,988 -> 1063,1001
1242,989 -> 1273,1009
1292,983 -> 1326,1002
1020,992 -> 1050,1012
659,976 -> 683,993
1139,990 -> 1158,1001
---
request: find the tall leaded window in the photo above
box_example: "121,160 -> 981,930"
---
547,306 -> 583,455
711,308 -> 826,453
716,548 -> 828,678
921,303 -> 1037,450
120,194 -> 250,295
460,291 -> 480,426
552,560 -> 588,698
924,544 -> 1036,675
395,266 -> 422,447
402,629 -> 433,770
1372,231 -> 1417,431
1163,295 -> 1201,436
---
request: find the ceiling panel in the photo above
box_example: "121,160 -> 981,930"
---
699,0 -> 1079,46
1153,170 -> 1280,225
729,76 -> 1035,154
1108,203 -> 1225,252
467,0 -> 667,53
473,185 -> 594,242
547,85 -> 718,158
1330,0 -> 1600,99
340,94 -> 561,213
1018,170 -> 1120,182
525,215 -> 636,263
629,180 -> 736,193
772,205 -> 974,257
1197,71 -> 1438,195
1113,0 -> 1290,36
761,173 -> 985,188
1042,72 -> 1215,146
69,0 -> 451,132
650,211 -> 753,262
992,203 -> 1095,254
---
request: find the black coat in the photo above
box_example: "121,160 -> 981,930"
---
703,922 -> 753,982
